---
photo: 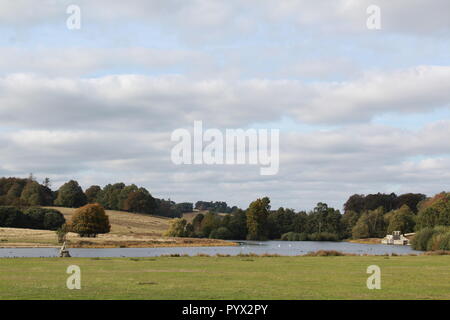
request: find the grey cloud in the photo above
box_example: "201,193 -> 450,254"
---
2,0 -> 450,37
1,66 -> 449,131
1,122 -> 449,210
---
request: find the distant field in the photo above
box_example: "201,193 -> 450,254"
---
0,207 -> 231,248
182,210 -> 211,222
182,210 -> 228,222
0,255 -> 449,299
53,207 -> 171,236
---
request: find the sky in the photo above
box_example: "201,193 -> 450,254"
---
0,0 -> 449,211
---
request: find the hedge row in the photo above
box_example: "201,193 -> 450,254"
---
0,206 -> 65,230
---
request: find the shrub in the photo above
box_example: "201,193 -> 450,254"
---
308,232 -> 339,241
305,250 -> 347,256
281,232 -> 297,241
24,207 -> 65,230
426,226 -> 450,251
209,227 -> 232,240
412,226 -> 450,251
411,227 -> 435,251
164,218 -> 188,237
55,224 -> 69,244
423,250 -> 450,255
23,207 -> 46,229
438,232 -> 450,250
43,209 -> 66,230
69,203 -> 111,237
280,232 -> 308,241
280,232 -> 290,241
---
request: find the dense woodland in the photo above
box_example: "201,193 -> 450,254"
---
166,192 -> 450,251
194,201 -> 237,213
0,176 -> 449,250
0,176 -> 192,218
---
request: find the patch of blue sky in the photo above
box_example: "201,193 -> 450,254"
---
0,126 -> 18,133
0,21 -> 180,49
248,116 -> 338,133
372,108 -> 450,130
83,68 -> 185,79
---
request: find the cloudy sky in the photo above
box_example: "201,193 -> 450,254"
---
1,0 -> 449,211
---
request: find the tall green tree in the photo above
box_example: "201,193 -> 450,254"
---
85,185 -> 102,203
118,184 -> 139,210
20,181 -> 45,206
386,205 -> 415,234
267,207 -> 295,239
341,210 -> 361,238
199,212 -> 220,238
352,207 -> 386,239
6,183 -> 23,198
123,188 -> 156,213
344,194 -> 365,213
246,197 -> 270,240
395,193 -> 426,213
307,203 -> 343,236
54,180 -> 87,208
96,183 -> 125,210
416,192 -> 450,230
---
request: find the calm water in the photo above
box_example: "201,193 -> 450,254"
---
0,241 -> 420,258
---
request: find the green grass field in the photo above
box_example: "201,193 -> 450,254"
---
0,255 -> 449,300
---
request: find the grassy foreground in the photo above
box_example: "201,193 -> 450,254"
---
0,255 -> 449,300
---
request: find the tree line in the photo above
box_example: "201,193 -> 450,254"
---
166,192 -> 450,246
0,176 -> 194,218
0,206 -> 65,230
1,176 -> 449,249
194,201 -> 237,213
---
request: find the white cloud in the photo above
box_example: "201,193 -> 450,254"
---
1,1 -> 449,210
1,121 -> 449,210
0,66 -> 449,131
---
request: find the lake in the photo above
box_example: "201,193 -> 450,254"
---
0,240 -> 420,258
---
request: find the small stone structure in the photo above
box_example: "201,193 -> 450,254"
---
381,231 -> 410,245
59,241 -> 71,257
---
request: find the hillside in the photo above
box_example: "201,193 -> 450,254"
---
182,210 -> 230,222
53,207 -> 171,236
0,207 -> 234,248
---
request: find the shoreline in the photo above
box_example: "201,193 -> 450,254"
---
346,238 -> 383,245
0,241 -> 239,249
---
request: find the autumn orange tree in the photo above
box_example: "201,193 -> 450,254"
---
69,203 -> 110,237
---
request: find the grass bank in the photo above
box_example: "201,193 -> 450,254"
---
0,255 -> 449,299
